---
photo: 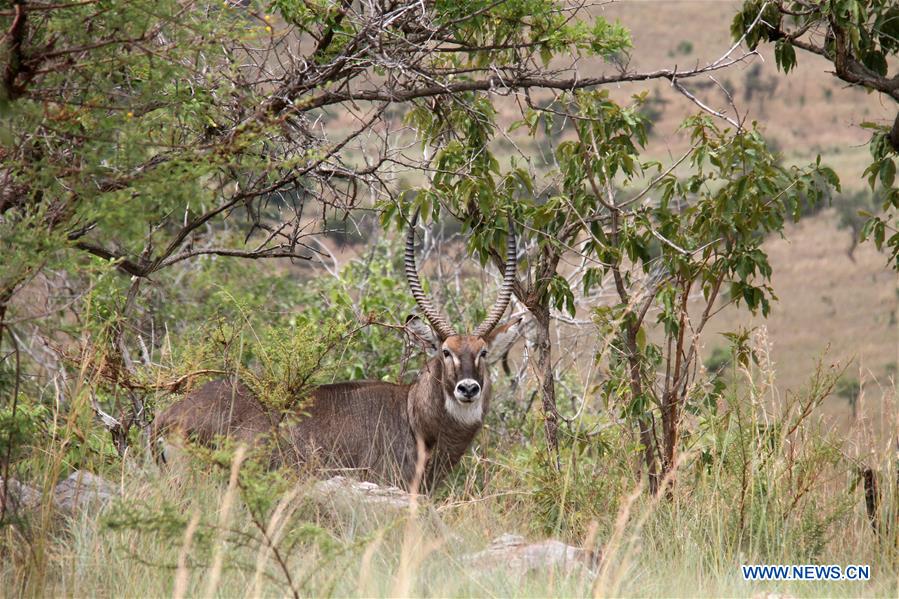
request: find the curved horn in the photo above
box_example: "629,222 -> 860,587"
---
405,211 -> 457,340
473,218 -> 517,338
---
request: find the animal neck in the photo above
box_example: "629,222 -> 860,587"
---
407,355 -> 486,446
403,355 -> 487,490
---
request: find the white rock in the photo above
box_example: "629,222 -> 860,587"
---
1,471 -> 116,516
311,476 -> 411,512
464,533 -> 597,576
52,470 -> 117,514
0,478 -> 40,512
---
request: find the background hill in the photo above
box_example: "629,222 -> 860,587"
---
603,0 -> 893,163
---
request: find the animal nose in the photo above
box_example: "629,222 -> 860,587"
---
455,380 -> 481,399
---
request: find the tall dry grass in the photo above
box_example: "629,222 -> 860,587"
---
1,334 -> 897,598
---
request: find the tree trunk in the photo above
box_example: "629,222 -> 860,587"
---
0,288 -> 17,522
531,302 -> 560,468
862,467 -> 880,536
639,415 -> 659,495
660,289 -> 688,488
0,296 -> 8,521
623,323 -> 659,495
660,388 -> 678,497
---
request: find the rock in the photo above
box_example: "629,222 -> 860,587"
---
1,471 -> 117,516
51,470 -> 117,514
310,477 -> 462,541
464,533 -> 597,576
311,476 -> 411,513
0,478 -> 40,512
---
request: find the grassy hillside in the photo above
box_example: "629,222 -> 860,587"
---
7,366 -> 897,597
708,211 -> 897,449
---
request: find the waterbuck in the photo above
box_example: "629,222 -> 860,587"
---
153,214 -> 520,490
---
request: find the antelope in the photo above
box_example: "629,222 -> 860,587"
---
152,213 -> 521,490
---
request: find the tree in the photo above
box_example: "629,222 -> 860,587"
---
585,116 -> 834,491
1,0 -> 769,461
389,90 -> 835,487
731,0 -> 899,266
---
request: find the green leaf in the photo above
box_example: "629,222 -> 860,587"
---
875,220 -> 886,248
774,41 -> 797,73
880,158 -> 896,189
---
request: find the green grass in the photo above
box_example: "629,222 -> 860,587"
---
3,355 -> 897,598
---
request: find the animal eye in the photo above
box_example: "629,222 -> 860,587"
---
479,349 -> 488,358
442,349 -> 451,358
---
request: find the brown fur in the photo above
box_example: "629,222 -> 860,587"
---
151,377 -> 277,447
153,323 -> 518,490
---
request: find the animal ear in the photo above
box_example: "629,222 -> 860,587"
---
403,315 -> 439,353
484,315 -> 523,355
